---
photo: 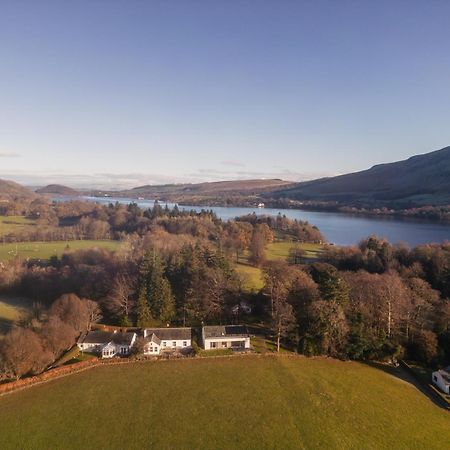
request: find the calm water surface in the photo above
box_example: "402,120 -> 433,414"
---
65,196 -> 450,247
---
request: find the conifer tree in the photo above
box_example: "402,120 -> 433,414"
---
136,286 -> 154,327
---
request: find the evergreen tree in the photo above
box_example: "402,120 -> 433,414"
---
310,263 -> 349,305
140,250 -> 176,324
136,286 -> 154,327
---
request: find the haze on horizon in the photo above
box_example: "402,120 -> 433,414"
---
1,1 -> 450,189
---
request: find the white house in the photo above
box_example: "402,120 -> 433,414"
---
143,328 -> 192,356
202,325 -> 251,350
432,367 -> 450,394
77,330 -> 137,359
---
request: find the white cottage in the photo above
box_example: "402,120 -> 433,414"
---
202,325 -> 251,350
143,328 -> 192,356
432,367 -> 450,394
77,330 -> 137,358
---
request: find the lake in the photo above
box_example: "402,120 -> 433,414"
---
61,196 -> 450,247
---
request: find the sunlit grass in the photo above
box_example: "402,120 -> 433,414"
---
0,356 -> 449,449
266,241 -> 324,260
0,240 -> 120,261
0,216 -> 37,237
0,296 -> 31,333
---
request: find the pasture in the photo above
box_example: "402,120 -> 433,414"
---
0,240 -> 121,261
0,216 -> 36,236
0,356 -> 448,449
235,263 -> 264,291
235,241 -> 324,292
266,241 -> 324,261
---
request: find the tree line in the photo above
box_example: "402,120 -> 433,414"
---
264,236 -> 449,364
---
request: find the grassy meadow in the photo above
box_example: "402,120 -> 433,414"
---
0,356 -> 448,449
0,216 -> 37,236
266,241 -> 324,260
0,240 -> 120,261
235,262 -> 264,291
235,241 -> 324,292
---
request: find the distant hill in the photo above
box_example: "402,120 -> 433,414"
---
95,179 -> 294,205
0,179 -> 36,201
36,184 -> 80,196
273,146 -> 450,207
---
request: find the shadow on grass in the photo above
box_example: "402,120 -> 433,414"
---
0,318 -> 13,334
364,361 -> 450,411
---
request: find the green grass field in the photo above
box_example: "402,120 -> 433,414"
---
0,216 -> 37,236
235,262 -> 264,291
235,242 -> 324,292
266,241 -> 324,260
0,356 -> 448,449
0,240 -> 121,261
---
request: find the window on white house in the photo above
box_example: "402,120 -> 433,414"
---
172,341 -> 176,347
222,342 -> 227,348
183,341 -> 187,347
211,342 -> 217,348
162,342 -> 166,347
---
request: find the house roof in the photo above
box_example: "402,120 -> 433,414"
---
203,325 -> 249,339
437,368 -> 450,385
144,333 -> 162,346
79,330 -> 136,346
144,327 -> 192,341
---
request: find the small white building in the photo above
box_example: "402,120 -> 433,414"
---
202,325 -> 251,350
77,330 -> 137,358
432,367 -> 450,394
143,328 -> 192,356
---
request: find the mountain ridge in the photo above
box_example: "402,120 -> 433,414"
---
271,146 -> 450,207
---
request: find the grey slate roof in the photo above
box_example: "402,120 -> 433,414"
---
144,333 -> 162,346
79,330 -> 135,346
144,328 -> 192,341
203,325 -> 249,339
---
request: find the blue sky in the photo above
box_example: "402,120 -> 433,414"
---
1,1 -> 450,188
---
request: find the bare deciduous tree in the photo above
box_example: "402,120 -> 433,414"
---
0,328 -> 53,379
84,298 -> 102,331
106,273 -> 136,322
41,316 -> 78,359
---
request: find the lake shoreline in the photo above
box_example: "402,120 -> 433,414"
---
66,193 -> 450,225
53,196 -> 450,247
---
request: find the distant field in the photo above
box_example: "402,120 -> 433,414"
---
266,241 -> 324,260
0,296 -> 31,333
0,240 -> 121,261
235,263 -> 264,291
235,242 -> 324,292
0,356 -> 449,449
0,216 -> 36,236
